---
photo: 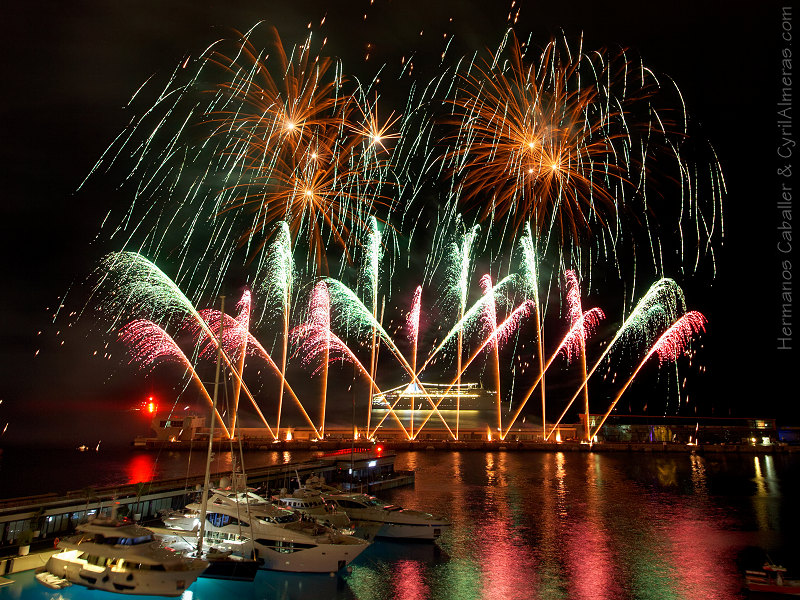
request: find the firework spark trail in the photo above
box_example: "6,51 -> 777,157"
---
324,278 -> 455,437
590,311 -> 707,439
96,252 -> 206,329
308,282 -> 330,437
412,299 -> 533,438
364,216 -> 382,433
500,306 -> 604,439
93,25 -> 402,299
518,223 -> 548,439
480,274 -> 503,432
119,319 -> 230,437
192,309 -> 317,437
416,274 -> 518,377
545,278 -> 686,440
229,290 -> 251,436
564,270 -> 591,440
261,222 -> 294,439
407,285 -> 422,436
446,33 -> 641,251
96,253 -> 264,416
291,286 -> 410,439
451,225 -> 478,440
197,27 -> 392,269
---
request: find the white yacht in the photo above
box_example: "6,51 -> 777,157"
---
276,481 -> 352,530
322,492 -> 450,541
35,511 -> 208,596
163,489 -> 369,573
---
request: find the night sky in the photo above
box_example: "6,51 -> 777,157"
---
0,0 -> 795,447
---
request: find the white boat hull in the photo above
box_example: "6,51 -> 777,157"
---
170,521 -> 370,573
325,494 -> 450,541
251,538 -> 366,573
376,521 -> 446,540
42,551 -> 206,597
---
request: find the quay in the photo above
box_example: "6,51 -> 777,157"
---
0,449 -> 411,575
137,414 -> 800,450
134,437 -> 800,454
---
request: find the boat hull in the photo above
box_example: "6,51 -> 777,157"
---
746,582 -> 800,595
376,521 -> 447,540
41,552 -> 206,597
250,536 -> 368,573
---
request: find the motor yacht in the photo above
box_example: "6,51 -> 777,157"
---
163,489 -> 369,573
276,485 -> 352,530
322,491 -> 450,541
35,510 -> 208,596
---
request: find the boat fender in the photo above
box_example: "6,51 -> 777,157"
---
53,538 -> 60,547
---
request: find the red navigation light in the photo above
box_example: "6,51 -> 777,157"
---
376,445 -> 383,454
147,399 -> 157,414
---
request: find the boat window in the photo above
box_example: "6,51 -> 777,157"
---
255,539 -> 316,553
206,512 -> 249,528
337,500 -> 365,509
363,498 -> 391,508
273,513 -> 298,524
116,535 -> 154,545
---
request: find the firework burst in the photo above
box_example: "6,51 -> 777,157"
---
444,31 -> 724,275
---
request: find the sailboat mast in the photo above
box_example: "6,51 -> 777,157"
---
197,295 -> 225,557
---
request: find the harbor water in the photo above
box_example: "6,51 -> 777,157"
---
1,449 -> 798,599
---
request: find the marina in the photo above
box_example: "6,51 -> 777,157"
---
0,449 -> 410,569
0,450 -> 797,599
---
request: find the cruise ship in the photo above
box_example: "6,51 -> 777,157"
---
370,382 -> 496,411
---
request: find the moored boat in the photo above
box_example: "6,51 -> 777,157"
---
276,480 -> 352,530
35,509 -> 208,596
745,563 -> 800,596
163,489 -> 370,573
322,491 -> 450,541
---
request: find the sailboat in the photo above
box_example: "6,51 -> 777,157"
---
156,295 -> 259,581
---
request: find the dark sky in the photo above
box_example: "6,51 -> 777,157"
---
0,0 -> 795,447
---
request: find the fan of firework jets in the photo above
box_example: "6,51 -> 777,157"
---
79,24 -> 720,441
100,235 -> 705,443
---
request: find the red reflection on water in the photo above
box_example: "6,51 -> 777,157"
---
127,454 -> 156,484
393,559 -> 427,600
478,453 -> 540,599
667,518 -> 739,599
566,455 -> 619,600
568,520 -> 617,599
